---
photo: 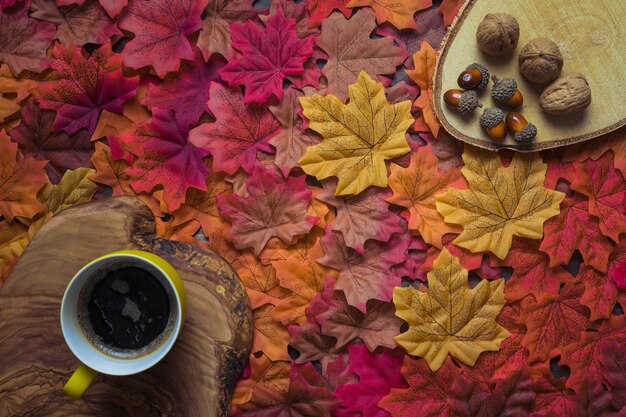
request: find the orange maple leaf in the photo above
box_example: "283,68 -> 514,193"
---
406,42 -> 441,137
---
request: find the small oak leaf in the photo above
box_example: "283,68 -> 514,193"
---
393,248 -> 510,371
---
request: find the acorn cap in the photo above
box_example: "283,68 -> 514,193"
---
479,107 -> 505,128
458,90 -> 482,115
513,123 -> 537,143
491,76 -> 518,102
467,63 -> 490,91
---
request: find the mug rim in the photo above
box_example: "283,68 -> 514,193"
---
60,251 -> 184,376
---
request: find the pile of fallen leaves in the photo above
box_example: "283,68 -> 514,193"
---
1,0 -> 626,415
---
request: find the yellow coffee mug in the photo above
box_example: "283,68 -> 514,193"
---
60,250 -> 186,399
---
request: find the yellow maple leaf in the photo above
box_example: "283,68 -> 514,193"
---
298,71 -> 413,196
393,248 -> 510,371
435,147 -> 565,259
38,167 -> 98,215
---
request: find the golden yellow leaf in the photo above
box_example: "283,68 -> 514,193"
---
393,248 -> 510,371
435,147 -> 564,259
0,214 -> 50,278
298,71 -> 413,196
38,167 -> 98,214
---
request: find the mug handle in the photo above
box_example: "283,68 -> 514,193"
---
64,362 -> 99,399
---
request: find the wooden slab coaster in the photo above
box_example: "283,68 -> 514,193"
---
434,0 -> 626,151
0,196 -> 252,417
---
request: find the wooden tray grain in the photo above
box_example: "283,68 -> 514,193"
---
0,196 -> 252,417
434,0 -> 626,151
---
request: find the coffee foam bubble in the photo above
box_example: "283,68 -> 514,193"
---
77,258 -> 178,360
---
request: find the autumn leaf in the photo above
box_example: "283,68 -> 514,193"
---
8,100 -> 93,183
306,0 -> 351,27
390,233 -> 428,281
406,42 -> 440,136
378,356 -> 461,417
578,265 -> 626,321
90,90 -> 150,141
155,218 -> 200,244
495,238 -> 570,301
558,316 -> 626,391
394,248 -> 510,371
543,148 -> 576,190
38,42 -> 138,135
117,108 -> 210,212
570,152 -> 626,241
531,367 -> 578,417
143,49 -> 226,128
219,8 -> 314,105
315,277 -> 403,351
0,64 -> 39,123
438,0 -> 463,26
436,147 -> 565,259
117,0 -> 206,78
334,345 -> 407,417
429,131 -> 464,172
236,363 -> 340,417
599,341 -> 626,410
0,214 -> 49,281
520,280 -> 591,362
263,0 -> 316,40
189,83 -> 280,175
539,193 -> 614,272
316,10 -> 405,101
346,0 -> 431,29
0,1 -> 55,75
268,88 -> 321,177
319,178 -> 404,253
30,0 -> 120,46
563,125 -> 626,179
252,304 -> 291,362
232,354 -> 290,406
317,228 -> 409,312
387,145 -> 463,247
98,0 -> 126,17
299,71 -> 412,196
218,165 -> 317,256
0,130 -> 48,221
38,167 -> 98,214
234,251 -> 291,309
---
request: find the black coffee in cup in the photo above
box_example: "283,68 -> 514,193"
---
77,265 -> 176,358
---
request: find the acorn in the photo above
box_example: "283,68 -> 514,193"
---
491,76 -> 523,107
505,112 -> 537,143
457,63 -> 491,91
479,108 -> 506,140
443,89 -> 482,115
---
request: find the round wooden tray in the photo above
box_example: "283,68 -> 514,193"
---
0,196 -> 252,417
433,0 -> 626,151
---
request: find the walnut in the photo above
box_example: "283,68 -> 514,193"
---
539,73 -> 591,115
518,38 -> 563,84
476,13 -> 520,56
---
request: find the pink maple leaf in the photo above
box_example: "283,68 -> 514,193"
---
117,0 -> 206,78
219,8 -> 315,105
38,42 -> 138,135
189,83 -> 280,175
98,0 -> 126,17
144,48 -> 226,127
117,108 -> 210,211
334,345 -> 407,417
218,165 -> 318,256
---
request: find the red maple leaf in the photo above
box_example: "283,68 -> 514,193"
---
117,0 -> 206,78
117,108 -> 210,211
378,356 -> 461,417
38,42 -> 138,135
495,238 -> 571,301
334,345 -> 407,417
0,130 -> 48,221
235,363 -> 340,417
316,228 -> 409,312
570,152 -> 626,241
543,148 -> 576,190
578,264 -> 626,320
609,237 -> 626,290
8,100 -> 93,183
319,178 -> 405,253
218,165 -> 317,256
1,0 -> 16,10
189,83 -> 280,175
219,8 -> 314,104
520,280 -> 591,362
0,1 -> 55,75
438,0 -> 463,26
559,316 -> 626,390
531,367 -> 577,417
306,0 -> 352,28
30,0 -> 121,46
315,277 -> 403,351
539,193 -> 614,272
144,49 -> 226,128
98,0 -> 126,17
390,233 -> 428,281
